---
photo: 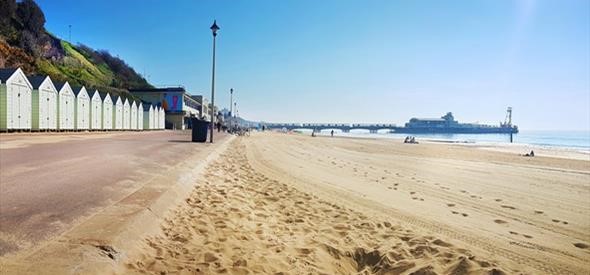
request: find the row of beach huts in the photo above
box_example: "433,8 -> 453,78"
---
0,68 -> 165,131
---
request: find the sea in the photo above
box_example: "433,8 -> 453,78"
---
296,129 -> 590,152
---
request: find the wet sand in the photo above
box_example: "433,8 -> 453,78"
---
122,132 -> 590,274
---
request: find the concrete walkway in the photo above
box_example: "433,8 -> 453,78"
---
0,130 -> 233,273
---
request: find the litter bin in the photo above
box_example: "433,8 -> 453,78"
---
191,118 -> 209,142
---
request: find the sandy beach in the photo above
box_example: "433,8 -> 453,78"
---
121,132 -> 590,274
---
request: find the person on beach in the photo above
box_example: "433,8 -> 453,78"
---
331,130 -> 334,137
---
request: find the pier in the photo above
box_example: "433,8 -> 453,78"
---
263,123 -> 397,133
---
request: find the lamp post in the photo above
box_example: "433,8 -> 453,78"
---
229,88 -> 234,121
209,20 -> 219,143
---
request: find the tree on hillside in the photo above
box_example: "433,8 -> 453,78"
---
16,0 -> 45,36
0,0 -> 17,25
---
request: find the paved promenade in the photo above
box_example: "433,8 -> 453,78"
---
0,130 -> 229,259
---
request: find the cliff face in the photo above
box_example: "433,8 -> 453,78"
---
0,0 -> 152,98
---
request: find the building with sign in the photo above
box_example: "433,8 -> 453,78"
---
129,87 -> 200,130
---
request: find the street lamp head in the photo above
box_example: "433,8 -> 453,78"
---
210,20 -> 220,36
230,88 -> 233,93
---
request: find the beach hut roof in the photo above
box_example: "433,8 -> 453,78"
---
54,81 -> 69,91
26,75 -> 50,89
98,91 -> 111,100
0,68 -> 18,82
72,86 -> 86,96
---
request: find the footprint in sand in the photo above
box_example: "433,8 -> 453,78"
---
509,231 -> 519,235
451,211 -> 459,215
410,191 -> 416,195
552,219 -> 560,223
495,199 -> 503,202
501,205 -> 516,210
534,210 -> 544,214
494,219 -> 508,224
296,248 -> 313,255
523,234 -> 533,239
461,213 -> 468,217
446,203 -> 455,207
574,243 -> 589,249
562,221 -> 569,225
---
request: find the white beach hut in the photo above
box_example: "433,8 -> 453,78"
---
137,102 -> 144,130
130,100 -> 138,130
143,104 -> 154,130
0,68 -> 33,130
72,86 -> 90,130
88,89 -> 102,130
153,106 -> 159,130
55,81 -> 75,130
123,98 -> 130,130
27,75 -> 58,131
159,107 -> 165,129
99,92 -> 113,130
112,95 -> 123,130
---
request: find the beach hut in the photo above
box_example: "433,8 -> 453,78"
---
137,102 -> 144,130
88,89 -> 102,130
122,98 -> 130,130
0,68 -> 33,130
153,106 -> 159,130
112,95 -> 123,130
27,75 -> 58,131
55,81 -> 75,130
143,104 -> 153,130
130,100 -> 138,130
99,92 -> 113,130
159,107 -> 165,129
72,86 -> 90,130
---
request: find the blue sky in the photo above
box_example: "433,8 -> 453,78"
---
37,0 -> 590,130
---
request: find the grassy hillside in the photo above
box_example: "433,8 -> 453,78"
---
0,0 -> 152,100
